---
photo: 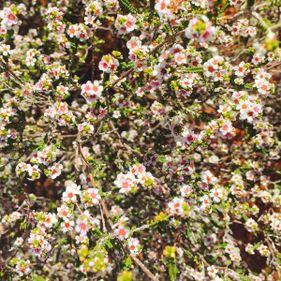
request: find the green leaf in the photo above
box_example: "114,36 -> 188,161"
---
168,261 -> 178,281
122,256 -> 133,269
119,0 -> 138,14
183,67 -> 204,73
32,274 -> 46,281
105,239 -> 113,249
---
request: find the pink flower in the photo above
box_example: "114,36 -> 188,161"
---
155,0 -> 173,19
82,188 -> 101,206
75,219 -> 88,235
115,14 -> 136,34
126,37 -> 141,51
57,205 -> 72,219
3,8 -> 18,27
115,225 -> 129,240
98,54 -> 119,73
114,172 -> 137,193
81,80 -> 103,103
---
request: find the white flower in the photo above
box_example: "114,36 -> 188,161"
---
62,181 -> 81,203
155,0 -> 173,19
98,54 -> 119,73
0,44 -> 11,56
219,121 -> 234,137
245,243 -> 255,255
201,170 -> 218,186
179,73 -> 197,89
199,195 -> 211,210
128,237 -> 141,254
207,265 -> 218,278
48,163 -> 63,179
15,260 -> 31,276
43,213 -> 58,228
61,218 -> 74,233
257,244 -> 270,257
151,101 -> 165,116
114,172 -> 137,193
27,164 -> 41,180
182,128 -> 196,145
245,218 -> 258,232
130,163 -> 146,176
180,185 -> 192,198
126,36 -> 142,51
210,187 -> 225,203
82,188 -> 101,206
168,197 -> 188,216
233,61 -> 248,77
14,237 -> 24,247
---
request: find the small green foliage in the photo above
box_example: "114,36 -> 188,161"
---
117,271 -> 133,281
32,274 -> 46,281
163,246 -> 176,259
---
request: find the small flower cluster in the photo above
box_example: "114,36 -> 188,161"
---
234,91 -> 262,123
81,80 -> 103,103
185,15 -> 216,42
203,56 -> 231,82
114,164 -> 156,193
115,14 -> 136,34
16,145 -> 63,180
0,97 -> 18,147
67,23 -> 90,41
98,54 -> 119,73
231,19 -> 257,38
254,68 -> 275,95
127,37 -> 149,71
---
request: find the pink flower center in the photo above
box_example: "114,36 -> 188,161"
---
8,13 -> 16,21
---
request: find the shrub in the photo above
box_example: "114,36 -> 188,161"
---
0,0 -> 280,280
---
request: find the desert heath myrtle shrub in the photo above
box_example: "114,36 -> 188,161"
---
0,0 -> 281,280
